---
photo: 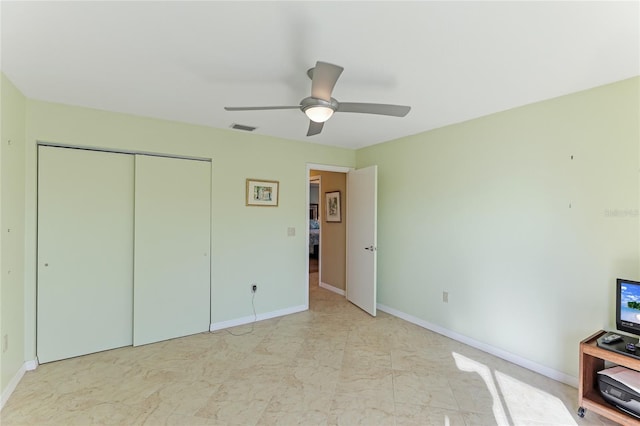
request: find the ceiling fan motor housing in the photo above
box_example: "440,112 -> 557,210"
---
300,97 -> 339,112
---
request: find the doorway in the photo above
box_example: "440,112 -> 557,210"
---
306,163 -> 379,316
306,164 -> 350,307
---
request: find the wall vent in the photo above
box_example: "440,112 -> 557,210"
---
230,123 -> 257,132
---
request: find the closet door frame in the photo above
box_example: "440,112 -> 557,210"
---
36,143 -> 213,361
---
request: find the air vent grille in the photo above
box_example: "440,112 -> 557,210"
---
230,123 -> 257,132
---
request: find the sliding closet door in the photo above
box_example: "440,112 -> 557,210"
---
37,146 -> 134,363
133,155 -> 211,346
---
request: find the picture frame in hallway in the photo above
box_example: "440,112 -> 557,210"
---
246,179 -> 279,206
325,191 -> 341,222
310,203 -> 318,220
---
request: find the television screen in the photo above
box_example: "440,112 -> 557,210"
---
617,278 -> 640,337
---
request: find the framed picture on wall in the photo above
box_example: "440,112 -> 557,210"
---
325,191 -> 341,222
246,179 -> 279,206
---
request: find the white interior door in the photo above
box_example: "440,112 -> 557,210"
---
37,146 -> 134,363
346,165 -> 378,316
133,155 -> 211,346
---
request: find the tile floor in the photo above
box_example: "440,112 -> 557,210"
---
1,272 -> 616,425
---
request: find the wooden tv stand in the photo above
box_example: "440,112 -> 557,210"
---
579,330 -> 640,425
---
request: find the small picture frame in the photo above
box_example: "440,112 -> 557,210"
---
246,179 -> 279,207
325,191 -> 341,222
310,203 -> 319,220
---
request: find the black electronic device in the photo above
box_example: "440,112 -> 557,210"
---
598,367 -> 640,418
617,278 -> 640,337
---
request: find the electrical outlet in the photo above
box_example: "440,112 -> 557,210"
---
251,284 -> 257,293
442,291 -> 448,303
2,334 -> 8,353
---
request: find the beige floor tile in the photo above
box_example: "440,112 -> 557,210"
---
342,345 -> 392,371
207,375 -> 284,403
461,410 -> 505,426
138,406 -> 216,425
257,409 -> 329,426
328,396 -> 396,426
252,335 -> 305,359
145,379 -> 219,417
194,397 -> 270,425
256,387 -> 333,425
283,359 -> 341,395
391,347 -> 459,375
448,372 -> 497,415
395,402 -> 468,426
393,369 -> 459,410
335,367 -> 395,401
296,345 -> 346,369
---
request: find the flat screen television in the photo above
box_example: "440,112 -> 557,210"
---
616,278 -> 640,338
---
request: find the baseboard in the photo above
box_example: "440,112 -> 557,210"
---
377,303 -> 578,388
1,365 -> 24,410
210,304 -> 308,332
1,358 -> 38,411
320,281 -> 345,296
25,359 -> 38,371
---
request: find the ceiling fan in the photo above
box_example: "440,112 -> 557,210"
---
224,61 -> 411,136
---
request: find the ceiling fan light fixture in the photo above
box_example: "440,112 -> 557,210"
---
304,106 -> 334,123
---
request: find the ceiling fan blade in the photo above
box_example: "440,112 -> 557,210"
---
224,105 -> 300,111
307,120 -> 324,136
336,102 -> 411,117
310,61 -> 344,102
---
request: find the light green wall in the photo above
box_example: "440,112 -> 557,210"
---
357,77 -> 640,378
22,99 -> 355,360
0,74 -> 26,397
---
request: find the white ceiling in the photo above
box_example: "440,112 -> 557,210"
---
2,1 -> 639,149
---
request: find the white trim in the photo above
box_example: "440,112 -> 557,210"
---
0,359 -> 37,410
25,359 -> 38,371
210,305 -> 307,332
320,281 -> 346,296
377,303 -> 578,388
306,163 -> 352,174
37,141 -> 212,163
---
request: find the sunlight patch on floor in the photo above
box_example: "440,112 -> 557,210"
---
496,370 -> 577,425
453,352 -> 577,426
452,352 -> 510,425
